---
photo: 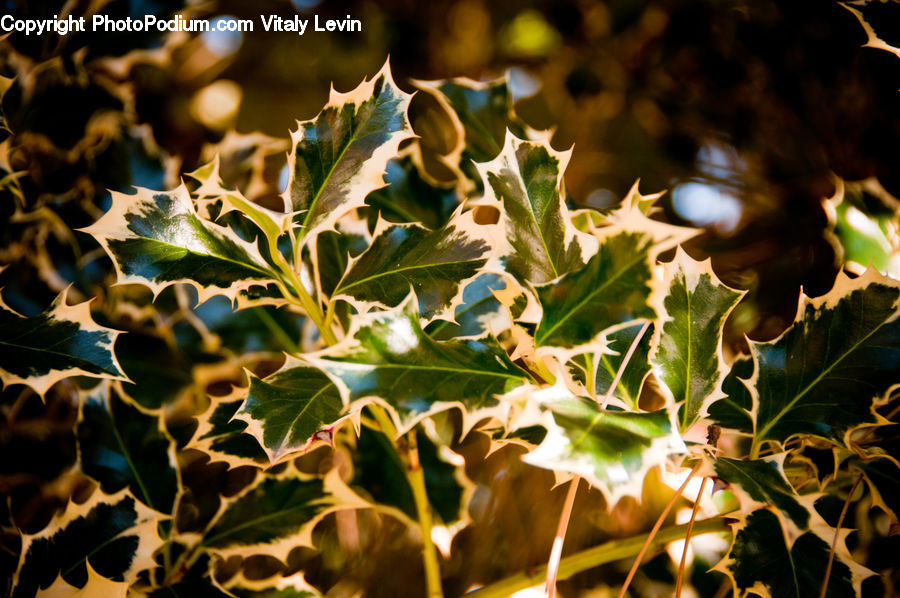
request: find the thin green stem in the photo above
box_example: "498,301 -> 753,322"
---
408,430 -> 444,598
253,308 -> 299,354
466,516 -> 731,598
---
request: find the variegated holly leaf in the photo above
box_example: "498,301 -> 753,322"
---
77,382 -> 178,513
349,425 -> 472,531
426,273 -> 512,340
750,270 -> 900,452
569,323 -> 653,410
12,490 -> 164,598
413,76 -> 529,186
365,153 -> 458,229
533,231 -> 656,348
522,394 -> 683,501
145,555 -> 230,598
198,469 -> 365,562
714,456 -> 811,531
226,571 -> 322,598
82,185 -> 283,305
842,1 -> 900,60
707,356 -> 754,433
533,194 -> 695,349
308,301 -> 530,434
236,356 -> 346,462
475,133 -> 595,284
652,250 -> 744,430
186,392 -> 269,468
853,457 -> 900,526
332,211 -> 491,319
720,508 -> 867,598
285,61 -> 414,245
40,562 -> 128,597
0,289 -> 127,397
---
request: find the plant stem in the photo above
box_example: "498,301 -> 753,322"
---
618,464 -> 699,598
466,516 -> 731,598
407,429 -> 444,598
675,476 -> 709,598
545,476 -> 580,598
253,307 -> 300,354
819,473 -> 863,598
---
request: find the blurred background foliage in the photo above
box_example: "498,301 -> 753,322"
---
1,0 -> 900,596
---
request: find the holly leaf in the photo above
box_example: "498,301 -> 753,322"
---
651,250 -> 744,430
236,356 -> 346,462
425,273 -> 512,340
198,469 -> 365,562
413,76 -> 529,186
186,391 -> 270,468
475,133 -> 595,284
569,323 -> 653,410
308,301 -> 530,435
707,356 -> 754,433
714,456 -> 811,531
842,1 -> 900,60
77,382 -> 179,513
720,508 -> 868,598
853,457 -> 900,526
12,490 -> 164,598
285,61 -> 414,245
226,571 -> 322,598
365,153 -> 458,229
0,289 -> 127,397
750,270 -> 900,450
332,211 -> 492,319
40,562 -> 128,598
349,425 -> 472,532
82,185 -> 283,305
522,394 -> 683,501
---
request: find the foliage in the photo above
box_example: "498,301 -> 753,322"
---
2,9 -> 900,596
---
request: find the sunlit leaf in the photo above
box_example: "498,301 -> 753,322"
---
651,250 -> 744,430
750,270 -> 900,450
309,301 -> 530,434
286,62 -> 414,245
365,153 -> 458,229
426,273 -> 512,340
185,391 -> 269,469
77,382 -> 178,513
476,133 -> 596,284
82,185 -> 283,305
0,288 -> 127,397
714,456 -> 811,531
12,490 -> 164,598
569,323 -> 653,410
236,356 -> 346,462
333,211 -> 492,319
522,393 -> 683,501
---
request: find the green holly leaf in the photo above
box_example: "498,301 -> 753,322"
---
12,490 -> 164,598
522,393 -> 682,501
714,456 -> 811,531
309,301 -> 530,434
534,199 -> 695,349
365,153 -> 458,229
652,250 -> 744,431
707,356 -> 754,433
286,61 -> 414,245
198,469 -> 364,562
750,270 -> 900,452
476,133 -> 594,284
77,382 -> 179,513
426,273 -> 512,340
0,289 -> 127,397
82,185 -> 283,305
185,391 -> 269,469
720,508 -> 868,598
569,323 -> 653,410
236,356 -> 346,462
349,425 -> 472,531
332,211 -> 491,319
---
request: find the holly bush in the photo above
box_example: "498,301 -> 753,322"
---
2,8 -> 900,598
